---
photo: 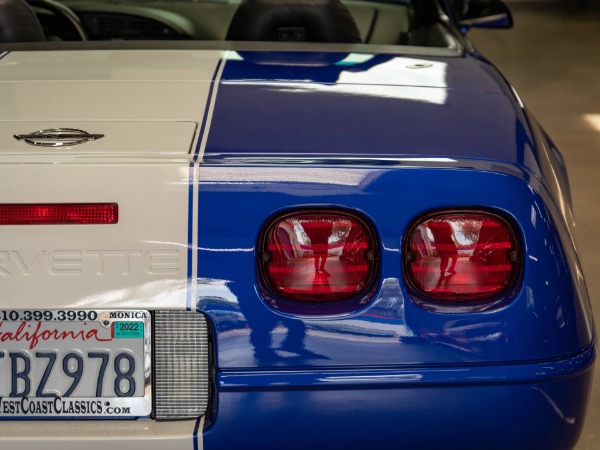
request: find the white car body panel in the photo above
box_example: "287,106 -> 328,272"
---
1,121 -> 197,156
0,50 -> 227,311
0,163 -> 191,309
0,417 -> 202,449
0,51 -> 222,447
0,50 -> 221,121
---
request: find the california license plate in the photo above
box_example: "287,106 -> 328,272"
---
0,310 -> 151,418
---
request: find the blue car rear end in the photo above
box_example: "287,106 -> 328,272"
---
196,50 -> 595,450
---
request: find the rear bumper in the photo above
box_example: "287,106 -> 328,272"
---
205,342 -> 596,450
0,418 -> 202,450
0,343 -> 594,450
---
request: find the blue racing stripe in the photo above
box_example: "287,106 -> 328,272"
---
192,57 -> 225,162
193,415 -> 202,450
186,163 -> 194,311
187,54 -> 225,310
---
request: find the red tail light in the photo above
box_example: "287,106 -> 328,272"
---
405,211 -> 520,302
0,203 -> 118,225
261,211 -> 377,302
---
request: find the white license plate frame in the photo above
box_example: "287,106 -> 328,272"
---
0,310 -> 152,419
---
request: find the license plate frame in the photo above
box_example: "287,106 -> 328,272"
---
0,310 -> 152,419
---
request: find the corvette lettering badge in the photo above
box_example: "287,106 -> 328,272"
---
14,128 -> 105,147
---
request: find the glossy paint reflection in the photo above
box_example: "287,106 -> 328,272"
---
206,354 -> 594,449
208,51 -> 538,170
197,164 -> 593,369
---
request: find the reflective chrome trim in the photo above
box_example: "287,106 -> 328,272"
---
199,154 -> 535,179
14,128 -> 105,147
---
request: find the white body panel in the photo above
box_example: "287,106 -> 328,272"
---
0,50 -> 220,122
0,121 -> 197,156
0,163 -> 191,310
0,50 -> 226,310
0,418 -> 202,449
0,50 -> 223,444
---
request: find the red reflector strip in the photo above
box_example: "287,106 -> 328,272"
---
410,264 -> 512,273
265,266 -> 295,274
0,203 -> 118,225
280,285 -> 360,295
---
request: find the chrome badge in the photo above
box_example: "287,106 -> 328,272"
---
13,128 -> 105,147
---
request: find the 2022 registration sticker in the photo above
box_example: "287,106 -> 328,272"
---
0,310 -> 151,418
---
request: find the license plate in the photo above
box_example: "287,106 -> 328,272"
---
0,310 -> 151,418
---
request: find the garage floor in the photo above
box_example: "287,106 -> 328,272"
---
469,3 -> 600,449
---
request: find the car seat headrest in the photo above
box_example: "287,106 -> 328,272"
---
226,0 -> 362,43
0,0 -> 45,42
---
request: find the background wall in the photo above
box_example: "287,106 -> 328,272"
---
470,3 -> 600,448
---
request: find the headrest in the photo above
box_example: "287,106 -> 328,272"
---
0,0 -> 45,42
226,0 -> 362,44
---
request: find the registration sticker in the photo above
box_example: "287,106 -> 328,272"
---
113,321 -> 144,339
0,310 -> 152,419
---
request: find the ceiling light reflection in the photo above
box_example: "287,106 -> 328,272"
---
199,167 -> 369,186
584,114 -> 600,132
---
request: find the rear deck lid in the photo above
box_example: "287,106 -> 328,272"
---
0,121 -> 197,159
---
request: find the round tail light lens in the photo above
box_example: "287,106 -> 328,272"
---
261,211 -> 377,302
405,211 -> 520,302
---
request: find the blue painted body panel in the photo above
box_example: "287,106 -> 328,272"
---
197,164 -> 592,368
205,345 -> 594,449
197,49 -> 594,448
206,51 -> 538,175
